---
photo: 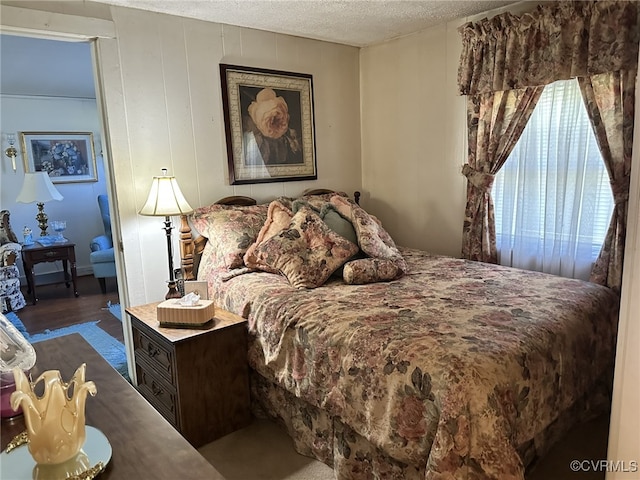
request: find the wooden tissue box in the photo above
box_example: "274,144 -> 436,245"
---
157,299 -> 216,328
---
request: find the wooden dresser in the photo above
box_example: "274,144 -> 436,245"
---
126,302 -> 251,447
1,333 -> 224,479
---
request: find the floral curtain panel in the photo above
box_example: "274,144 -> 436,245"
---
461,87 -> 543,262
579,71 -> 636,291
458,1 -> 639,96
458,0 -> 639,290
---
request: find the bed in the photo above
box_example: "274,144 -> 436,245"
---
179,190 -> 619,480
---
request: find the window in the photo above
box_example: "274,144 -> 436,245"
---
492,79 -> 613,280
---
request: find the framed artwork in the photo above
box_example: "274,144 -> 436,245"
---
20,132 -> 98,183
220,64 -> 317,185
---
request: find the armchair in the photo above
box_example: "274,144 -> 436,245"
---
0,210 -> 27,313
89,195 -> 116,294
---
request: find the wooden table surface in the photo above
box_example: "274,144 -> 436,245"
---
125,302 -> 247,342
1,333 -> 225,480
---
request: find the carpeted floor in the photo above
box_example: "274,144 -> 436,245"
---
198,418 -> 334,480
4,311 -> 128,377
198,414 -> 609,480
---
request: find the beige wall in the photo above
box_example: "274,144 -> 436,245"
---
105,8 -> 361,305
360,22 -> 467,257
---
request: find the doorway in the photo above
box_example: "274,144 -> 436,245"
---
0,33 -> 124,351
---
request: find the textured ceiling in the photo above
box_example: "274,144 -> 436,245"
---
93,0 -> 517,47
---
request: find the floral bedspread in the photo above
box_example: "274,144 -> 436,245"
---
203,248 -> 619,479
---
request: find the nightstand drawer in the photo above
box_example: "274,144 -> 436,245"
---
27,248 -> 70,262
135,361 -> 179,428
132,327 -> 175,383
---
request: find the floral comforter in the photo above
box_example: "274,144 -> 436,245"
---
204,248 -> 619,479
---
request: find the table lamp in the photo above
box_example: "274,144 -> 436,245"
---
16,172 -> 64,236
139,169 -> 194,299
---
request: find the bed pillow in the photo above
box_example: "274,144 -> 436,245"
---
319,203 -> 357,245
343,258 -> 405,285
252,206 -> 359,289
330,195 -> 407,277
191,204 -> 268,270
244,200 -> 294,273
298,191 -> 348,210
292,200 -> 358,244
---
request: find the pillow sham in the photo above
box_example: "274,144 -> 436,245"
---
330,195 -> 407,273
243,200 -> 294,273
298,191 -> 348,210
191,204 -> 268,270
252,206 -> 359,289
291,200 -> 358,244
343,258 -> 405,285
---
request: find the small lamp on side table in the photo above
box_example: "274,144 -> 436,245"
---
15,172 -> 64,236
139,169 -> 194,300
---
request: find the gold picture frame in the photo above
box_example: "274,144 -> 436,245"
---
220,64 -> 317,185
21,132 -> 98,183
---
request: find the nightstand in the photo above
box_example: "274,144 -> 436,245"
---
126,302 -> 251,447
21,242 -> 79,304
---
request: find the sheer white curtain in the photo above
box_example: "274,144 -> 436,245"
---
492,79 -> 614,280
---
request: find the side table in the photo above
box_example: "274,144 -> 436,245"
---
126,302 -> 251,447
21,242 -> 79,304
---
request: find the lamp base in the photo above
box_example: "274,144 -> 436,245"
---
165,280 -> 182,300
36,202 -> 49,236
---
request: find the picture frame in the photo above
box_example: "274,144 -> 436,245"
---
20,132 -> 98,183
220,64 -> 317,185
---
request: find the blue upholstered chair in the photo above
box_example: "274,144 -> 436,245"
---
90,195 -> 116,294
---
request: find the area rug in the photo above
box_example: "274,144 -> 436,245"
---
4,311 -> 128,378
106,301 -> 122,322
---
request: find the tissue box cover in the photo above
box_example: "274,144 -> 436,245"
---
157,299 -> 216,327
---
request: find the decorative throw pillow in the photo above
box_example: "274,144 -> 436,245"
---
343,258 -> 405,285
273,196 -> 294,211
191,204 -> 268,270
244,200 -> 294,273
252,207 -> 359,289
319,203 -> 357,245
298,191 -> 348,210
330,195 -> 407,273
330,196 -> 400,257
292,200 -> 358,244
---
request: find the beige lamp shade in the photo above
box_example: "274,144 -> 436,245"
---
16,172 -> 63,204
139,172 -> 193,216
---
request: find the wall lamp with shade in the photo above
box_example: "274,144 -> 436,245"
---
16,172 -> 64,236
4,133 -> 18,172
139,168 -> 194,300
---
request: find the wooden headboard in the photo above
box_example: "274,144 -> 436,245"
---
179,189 -> 360,281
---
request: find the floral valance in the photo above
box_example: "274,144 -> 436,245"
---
458,1 -> 640,95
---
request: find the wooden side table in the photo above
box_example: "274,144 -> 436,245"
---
126,302 -> 251,447
21,242 -> 79,304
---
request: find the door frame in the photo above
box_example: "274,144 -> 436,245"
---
1,5 -> 134,379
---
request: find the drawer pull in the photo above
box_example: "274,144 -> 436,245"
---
44,252 -> 59,257
147,344 -> 160,357
151,381 -> 163,397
